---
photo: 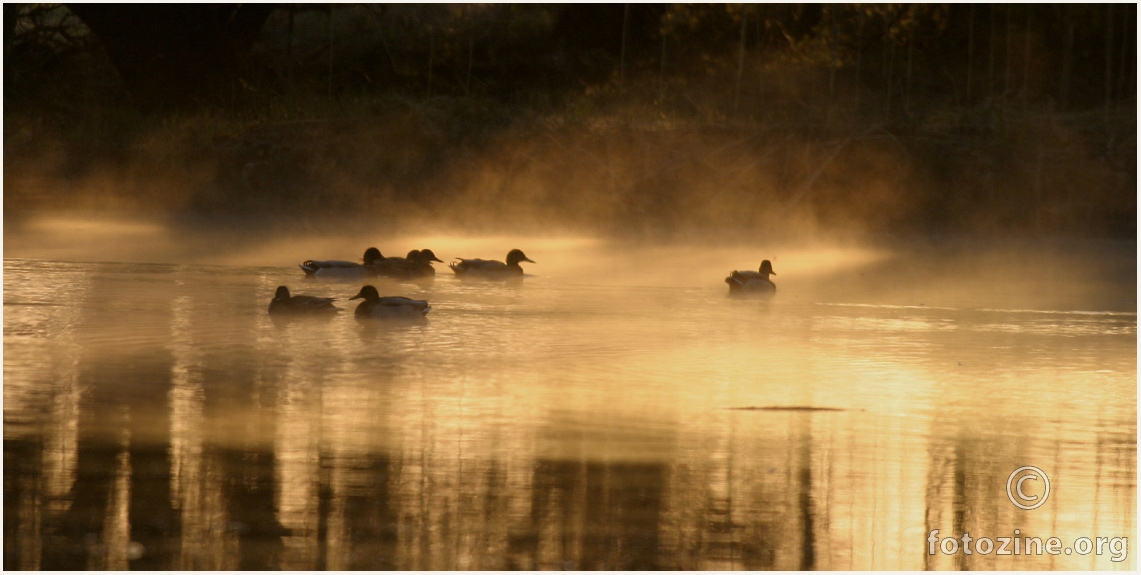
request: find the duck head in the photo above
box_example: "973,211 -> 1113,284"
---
363,247 -> 384,265
759,260 -> 776,276
273,286 -> 292,301
350,285 -> 381,302
506,249 -> 535,266
418,249 -> 444,263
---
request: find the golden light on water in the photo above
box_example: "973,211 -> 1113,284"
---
3,223 -> 1135,569
7,215 -> 890,277
6,216 -> 170,262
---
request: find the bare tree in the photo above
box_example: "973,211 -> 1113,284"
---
854,8 -> 864,112
1104,3 -> 1114,120
966,5 -> 974,102
1060,5 -> 1074,109
1021,7 -> 1032,106
988,5 -> 996,98
734,5 -> 748,110
1004,4 -> 1013,105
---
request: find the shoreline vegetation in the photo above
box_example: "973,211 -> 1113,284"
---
4,4 -> 1135,240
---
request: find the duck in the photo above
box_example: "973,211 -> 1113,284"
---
299,247 -> 384,279
349,285 -> 431,319
409,249 -> 444,276
374,249 -> 444,279
268,285 -> 340,315
449,249 -> 534,280
726,260 -> 777,295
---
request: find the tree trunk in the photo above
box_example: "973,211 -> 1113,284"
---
1021,8 -> 1032,106
659,29 -> 666,102
1116,4 -> 1131,104
1105,4 -> 1114,120
1060,6 -> 1073,109
619,3 -> 629,96
285,8 -> 295,91
988,5 -> 996,98
735,6 -> 748,110
3,4 -> 18,59
827,7 -> 836,102
327,7 -> 334,99
466,23 -> 474,96
883,12 -> 894,119
905,40 -> 913,118
854,10 -> 863,113
1130,6 -> 1138,114
966,5 -> 974,102
1004,4 -> 1012,105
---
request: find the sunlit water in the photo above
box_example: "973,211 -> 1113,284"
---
3,238 -> 1136,570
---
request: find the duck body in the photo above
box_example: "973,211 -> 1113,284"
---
375,249 -> 444,280
300,247 -> 384,279
350,285 -> 431,319
449,249 -> 534,280
407,248 -> 444,278
726,260 -> 777,295
268,286 -> 340,315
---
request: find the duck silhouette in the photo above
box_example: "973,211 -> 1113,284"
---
299,247 -> 385,279
268,285 -> 340,315
725,260 -> 776,295
349,285 -> 431,319
449,249 -> 534,280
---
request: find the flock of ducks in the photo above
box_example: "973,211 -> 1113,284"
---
271,247 -> 538,318
298,247 -> 445,280
271,246 -> 777,319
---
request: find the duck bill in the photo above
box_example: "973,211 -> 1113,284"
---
349,290 -> 366,300
525,258 -> 536,263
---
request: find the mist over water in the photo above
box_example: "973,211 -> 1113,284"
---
4,210 -> 1135,311
4,211 -> 1136,569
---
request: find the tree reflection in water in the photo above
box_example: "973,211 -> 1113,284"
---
3,257 -> 1136,570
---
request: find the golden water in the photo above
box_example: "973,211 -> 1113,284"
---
3,238 -> 1136,569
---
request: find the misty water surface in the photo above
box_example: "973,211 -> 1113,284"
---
3,230 -> 1136,570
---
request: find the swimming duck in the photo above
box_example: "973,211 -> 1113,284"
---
268,285 -> 340,315
726,260 -> 777,295
449,249 -> 534,280
374,249 -> 444,279
410,249 -> 444,276
299,247 -> 384,279
349,285 -> 431,319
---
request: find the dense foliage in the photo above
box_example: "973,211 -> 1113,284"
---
4,4 -> 1136,238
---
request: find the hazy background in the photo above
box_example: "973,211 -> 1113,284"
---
3,4 -> 1136,263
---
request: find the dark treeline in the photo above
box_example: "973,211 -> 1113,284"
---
3,4 -> 1136,238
